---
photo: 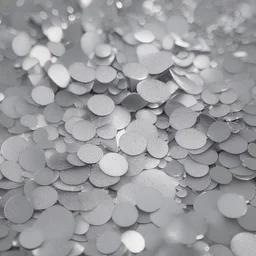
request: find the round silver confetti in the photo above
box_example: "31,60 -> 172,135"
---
87,95 -> 115,116
71,120 -> 96,142
121,230 -> 145,254
34,168 -> 54,186
209,244 -> 234,256
99,153 -> 128,177
219,135 -> 248,154
43,103 -> 64,123
112,202 -> 139,227
31,86 -> 54,106
230,232 -> 256,256
77,144 -> 103,164
135,187 -> 162,213
19,146 -> 45,173
209,166 -> 233,184
132,169 -> 177,198
96,66 -> 117,84
48,64 -> 70,88
4,195 -> 34,224
207,121 -> 232,143
119,132 -> 147,156
137,79 -> 171,104
96,231 -> 121,254
31,186 -> 58,210
0,161 -> 23,183
19,227 -> 44,249
217,193 -> 247,219
1,136 -> 28,162
122,63 -> 148,81
69,62 -> 95,83
175,128 -> 207,150
34,205 -> 75,241
169,107 -> 197,130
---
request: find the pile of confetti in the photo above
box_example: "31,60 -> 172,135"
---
1,0 -> 256,255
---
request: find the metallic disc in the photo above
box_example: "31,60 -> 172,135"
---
209,166 -> 233,185
121,230 -> 145,254
231,232 -> 256,256
169,107 -> 198,130
137,79 -> 171,104
96,231 -> 121,254
71,120 -> 96,142
135,187 -> 162,213
31,86 -> 54,106
119,132 -> 147,156
4,195 -> 34,224
207,121 -> 232,143
19,227 -> 44,249
99,153 -> 128,177
31,186 -> 58,210
87,95 -> 115,116
175,128 -> 207,150
112,202 -> 139,227
217,193 -> 247,219
77,144 -> 103,164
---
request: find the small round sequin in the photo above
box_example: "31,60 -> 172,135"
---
248,143 -> 256,157
4,195 -> 34,224
209,166 -> 233,184
122,63 -> 148,81
231,232 -> 256,256
135,187 -> 162,213
69,62 -> 95,83
31,186 -> 58,210
30,45 -> 51,66
126,119 -> 158,140
175,128 -> 207,150
19,227 -> 44,249
169,107 -> 197,130
209,244 -> 234,256
237,205 -> 256,231
43,103 -> 64,123
134,30 -> 155,43
137,79 -> 171,104
167,15 -> 189,36
48,64 -> 70,88
119,132 -> 147,156
95,44 -> 112,58
121,230 -> 145,254
96,66 -> 117,83
193,54 -> 210,69
31,86 -> 54,106
132,169 -> 176,198
34,205 -> 75,240
219,135 -> 248,154
0,161 -> 23,183
88,95 -> 115,116
71,120 -> 96,142
217,193 -> 247,219
19,146 -> 45,173
12,32 -> 32,57
140,51 -> 173,75
99,153 -> 128,177
147,137 -> 168,158
220,89 -> 238,104
112,202 -> 138,227
223,54 -> 244,74
77,144 -> 103,164
96,231 -> 121,254
207,121 -> 232,143
34,168 -> 54,186
1,136 -> 28,162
